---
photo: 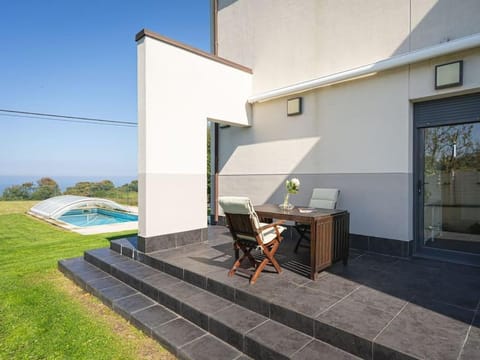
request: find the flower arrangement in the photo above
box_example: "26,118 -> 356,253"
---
280,178 -> 300,210
286,178 -> 300,194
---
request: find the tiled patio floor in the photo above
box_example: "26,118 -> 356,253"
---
129,225 -> 480,360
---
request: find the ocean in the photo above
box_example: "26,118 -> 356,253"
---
0,175 -> 137,194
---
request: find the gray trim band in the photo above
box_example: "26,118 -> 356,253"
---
138,227 -> 208,253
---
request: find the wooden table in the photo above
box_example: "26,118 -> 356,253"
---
254,204 -> 350,280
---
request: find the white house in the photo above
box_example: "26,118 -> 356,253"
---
137,0 -> 480,265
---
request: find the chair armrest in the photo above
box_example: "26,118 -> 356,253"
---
257,220 -> 285,232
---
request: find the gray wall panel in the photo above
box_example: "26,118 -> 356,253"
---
219,173 -> 413,241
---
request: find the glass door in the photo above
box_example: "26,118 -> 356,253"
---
420,122 -> 480,256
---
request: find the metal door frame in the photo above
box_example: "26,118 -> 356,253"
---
413,92 -> 480,266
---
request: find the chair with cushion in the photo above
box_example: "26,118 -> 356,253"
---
219,196 -> 286,284
294,188 -> 340,253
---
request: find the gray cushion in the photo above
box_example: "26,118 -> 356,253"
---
219,196 -> 261,228
238,222 -> 286,244
309,188 -> 340,209
219,196 -> 285,244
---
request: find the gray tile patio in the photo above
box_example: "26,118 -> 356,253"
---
139,225 -> 480,359
60,225 -> 480,359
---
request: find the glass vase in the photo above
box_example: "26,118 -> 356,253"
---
279,192 -> 294,210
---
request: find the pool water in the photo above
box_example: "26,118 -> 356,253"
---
58,208 -> 138,227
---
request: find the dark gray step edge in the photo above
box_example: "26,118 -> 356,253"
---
109,243 -> 402,360
58,257 -> 247,360
83,250 -> 361,360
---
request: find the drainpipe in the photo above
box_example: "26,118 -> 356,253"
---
211,0 -> 220,224
211,0 -> 218,55
214,124 -> 219,224
248,32 -> 480,103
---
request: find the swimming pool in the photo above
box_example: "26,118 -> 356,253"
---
58,208 -> 138,227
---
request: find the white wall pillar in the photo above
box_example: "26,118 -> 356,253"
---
137,30 -> 251,252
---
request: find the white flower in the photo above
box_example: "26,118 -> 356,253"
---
285,177 -> 300,194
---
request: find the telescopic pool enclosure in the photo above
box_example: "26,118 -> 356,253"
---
29,195 -> 129,220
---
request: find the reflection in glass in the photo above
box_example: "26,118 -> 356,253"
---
423,122 -> 480,254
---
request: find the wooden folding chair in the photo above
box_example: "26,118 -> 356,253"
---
219,196 -> 286,284
294,188 -> 340,253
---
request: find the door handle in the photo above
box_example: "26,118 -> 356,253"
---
417,180 -> 423,194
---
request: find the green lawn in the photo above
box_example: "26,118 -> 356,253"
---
0,200 -> 38,215
104,192 -> 138,206
0,201 -> 173,359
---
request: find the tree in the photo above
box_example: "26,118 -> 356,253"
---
75,182 -> 92,196
424,124 -> 480,206
118,180 -> 138,193
424,124 -> 477,175
127,180 -> 138,192
90,180 -> 115,195
1,183 -> 34,200
65,182 -> 93,196
64,179 -> 137,198
31,177 -> 60,200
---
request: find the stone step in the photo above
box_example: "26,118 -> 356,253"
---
109,240 -> 387,359
111,232 -> 480,360
76,248 -> 361,359
59,257 -> 247,360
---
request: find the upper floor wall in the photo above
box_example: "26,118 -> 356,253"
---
217,0 -> 480,93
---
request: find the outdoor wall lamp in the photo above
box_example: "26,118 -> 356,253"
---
287,97 -> 302,116
435,60 -> 463,89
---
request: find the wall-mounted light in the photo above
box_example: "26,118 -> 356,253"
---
287,97 -> 302,116
435,60 -> 463,89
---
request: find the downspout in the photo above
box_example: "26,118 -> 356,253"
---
214,124 -> 219,224
211,0 -> 218,55
211,0 -> 220,224
248,32 -> 480,103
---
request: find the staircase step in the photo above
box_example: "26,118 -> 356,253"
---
63,248 -> 361,359
109,243 -> 375,357
112,239 -> 441,360
59,257 -> 245,360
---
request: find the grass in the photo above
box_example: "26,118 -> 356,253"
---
0,200 -> 38,215
0,201 -> 174,359
104,192 -> 138,206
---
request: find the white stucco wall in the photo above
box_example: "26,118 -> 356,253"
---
216,0 -> 480,242
220,68 -> 410,175
138,34 -> 252,239
218,68 -> 413,241
217,48 -> 480,241
138,1 -> 480,245
410,48 -> 480,100
410,0 -> 480,51
218,0 -> 480,93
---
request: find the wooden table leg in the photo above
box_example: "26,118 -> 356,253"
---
311,216 -> 337,280
310,219 -> 317,280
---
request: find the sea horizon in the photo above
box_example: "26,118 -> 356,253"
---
0,175 -> 137,194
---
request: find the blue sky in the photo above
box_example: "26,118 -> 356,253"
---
0,0 -> 210,177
